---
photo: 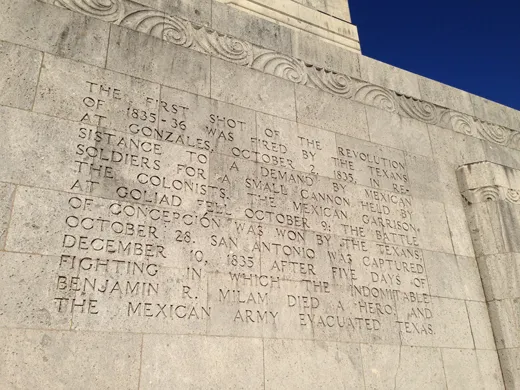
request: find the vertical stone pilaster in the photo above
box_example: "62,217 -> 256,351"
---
458,161 -> 520,389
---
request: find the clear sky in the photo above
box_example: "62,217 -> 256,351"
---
350,0 -> 520,110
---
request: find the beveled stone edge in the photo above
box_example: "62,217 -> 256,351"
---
39,0 -> 520,152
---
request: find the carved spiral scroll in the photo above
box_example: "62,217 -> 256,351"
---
196,28 -> 253,66
251,52 -> 307,84
440,111 -> 474,135
474,120 -> 511,146
306,67 -> 353,97
398,95 -> 439,124
354,84 -> 398,113
55,0 -> 123,22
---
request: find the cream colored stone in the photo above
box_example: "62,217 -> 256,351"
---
429,124 -> 485,167
107,26 -> 210,96
264,339 -> 364,389
424,251 -> 483,301
0,41 -> 42,110
397,296 -> 473,348
0,328 -> 141,390
136,0 -> 211,25
478,253 -> 520,300
445,204 -> 476,257
0,184 -> 15,249
466,301 -> 496,350
215,0 -> 360,53
211,57 -> 296,120
498,348 -> 520,389
292,29 -> 361,77
412,198 -> 452,254
442,348 -> 486,390
296,85 -> 368,139
254,112 -> 337,178
212,2 -> 292,55
360,56 -> 421,99
140,334 -> 264,389
364,345 -> 446,390
405,153 -> 442,202
0,0 -> 109,67
0,252 -> 71,329
34,53 -> 160,132
418,76 -> 475,116
488,299 -> 520,349
476,349 -> 505,390
472,94 -> 520,131
366,106 -> 432,157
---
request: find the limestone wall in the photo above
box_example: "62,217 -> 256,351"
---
0,0 -> 518,388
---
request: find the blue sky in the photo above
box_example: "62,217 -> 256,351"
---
350,0 -> 520,110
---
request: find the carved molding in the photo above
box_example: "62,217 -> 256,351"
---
461,186 -> 520,205
48,0 -> 520,151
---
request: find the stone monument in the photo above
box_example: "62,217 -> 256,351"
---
0,0 -> 519,388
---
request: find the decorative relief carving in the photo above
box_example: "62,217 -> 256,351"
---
120,11 -> 193,47
439,111 -> 474,135
197,28 -> 254,66
306,67 -> 354,97
251,51 -> 307,83
353,85 -> 398,113
474,119 -> 512,146
51,0 -> 520,151
54,0 -> 124,22
461,186 -> 520,205
397,95 -> 439,125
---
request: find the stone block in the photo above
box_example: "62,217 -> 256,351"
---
0,183 -> 15,249
211,57 -> 296,120
498,347 -> 520,390
160,85 -> 256,158
405,153 -> 442,202
424,251 -> 483,301
136,0 -> 211,25
483,141 -> 520,170
0,252 -> 71,329
264,339 -> 364,389
412,198 -> 452,254
33,53 -> 160,131
0,0 -> 109,67
488,299 -> 520,349
466,301 -> 497,350
292,29 -> 360,77
362,345 -> 446,390
212,2 -> 292,55
478,253 -> 520,300
0,41 -> 42,110
397,296 -> 473,349
366,106 -> 432,157
0,328 -> 141,390
472,94 -> 520,131
442,348 -> 486,390
254,112 -> 337,178
444,204 -> 476,257
428,124 -> 485,167
418,76 -> 474,116
140,334 -> 264,389
359,56 -> 421,99
107,25 -> 210,96
296,85 -> 368,139
0,106 -> 82,191
476,349 -> 506,390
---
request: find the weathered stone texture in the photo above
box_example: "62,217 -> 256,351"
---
2,0 -> 520,388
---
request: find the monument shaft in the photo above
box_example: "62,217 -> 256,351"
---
0,0 -> 518,388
